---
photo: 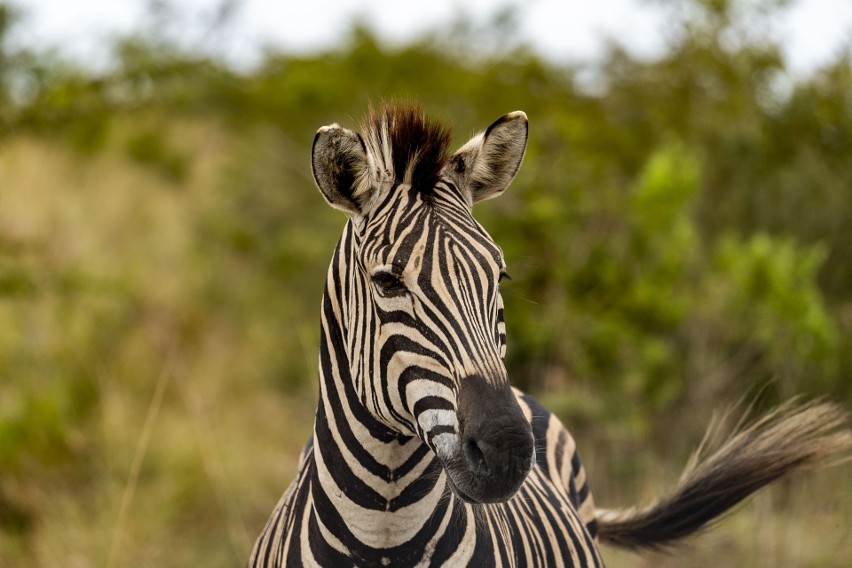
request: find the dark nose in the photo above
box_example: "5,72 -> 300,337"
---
458,376 -> 535,502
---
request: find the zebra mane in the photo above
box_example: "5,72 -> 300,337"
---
361,102 -> 453,193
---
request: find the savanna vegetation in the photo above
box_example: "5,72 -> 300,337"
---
1,0 -> 850,566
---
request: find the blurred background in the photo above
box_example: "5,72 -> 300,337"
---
1,0 -> 851,566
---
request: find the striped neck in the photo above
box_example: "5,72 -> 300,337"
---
309,221 -> 456,551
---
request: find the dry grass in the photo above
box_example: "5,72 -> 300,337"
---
0,128 -> 319,567
602,467 -> 852,567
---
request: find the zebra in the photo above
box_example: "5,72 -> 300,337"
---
249,102 -> 851,567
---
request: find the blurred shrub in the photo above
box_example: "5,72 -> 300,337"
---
711,233 -> 838,390
125,127 -> 188,182
501,141 -> 838,435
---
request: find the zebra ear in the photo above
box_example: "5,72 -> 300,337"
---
449,111 -> 528,204
311,124 -> 374,215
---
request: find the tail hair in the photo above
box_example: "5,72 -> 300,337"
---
596,400 -> 852,551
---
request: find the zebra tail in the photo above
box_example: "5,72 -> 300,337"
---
594,400 -> 852,551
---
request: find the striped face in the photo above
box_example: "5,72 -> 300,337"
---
312,105 -> 533,503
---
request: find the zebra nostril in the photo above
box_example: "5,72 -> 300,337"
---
464,438 -> 490,476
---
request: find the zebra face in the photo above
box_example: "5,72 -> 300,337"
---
311,104 -> 534,504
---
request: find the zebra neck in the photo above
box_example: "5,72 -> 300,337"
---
312,330 -> 452,549
309,233 -> 453,549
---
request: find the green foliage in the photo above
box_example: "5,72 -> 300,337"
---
0,238 -> 99,471
125,127 -> 188,181
490,135 -> 841,443
711,233 -> 838,387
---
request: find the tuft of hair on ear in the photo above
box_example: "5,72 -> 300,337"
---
361,101 -> 453,193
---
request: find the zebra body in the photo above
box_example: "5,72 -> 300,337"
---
252,389 -> 601,566
250,103 -> 851,567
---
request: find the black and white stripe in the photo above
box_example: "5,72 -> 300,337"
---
250,103 -> 851,567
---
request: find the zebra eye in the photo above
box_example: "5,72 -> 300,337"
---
372,271 -> 406,294
498,270 -> 512,283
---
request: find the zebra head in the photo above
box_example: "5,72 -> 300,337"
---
311,104 -> 534,504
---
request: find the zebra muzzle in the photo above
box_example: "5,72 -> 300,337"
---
447,375 -> 536,503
